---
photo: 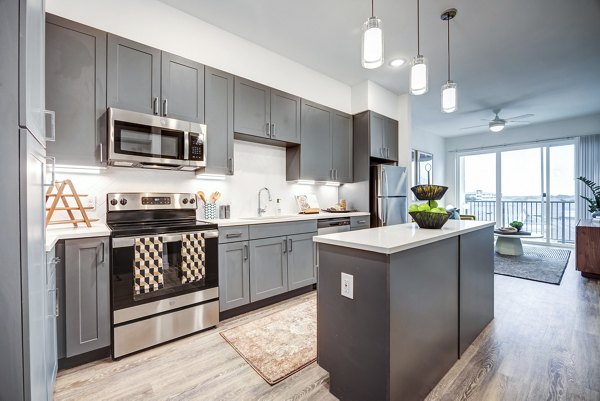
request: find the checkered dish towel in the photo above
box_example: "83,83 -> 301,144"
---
180,233 -> 206,284
133,236 -> 165,295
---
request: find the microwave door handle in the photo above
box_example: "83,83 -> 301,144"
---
183,131 -> 190,161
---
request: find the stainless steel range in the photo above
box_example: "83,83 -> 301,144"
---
107,192 -> 219,359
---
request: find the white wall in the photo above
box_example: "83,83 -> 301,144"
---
57,141 -> 339,221
46,0 -> 351,112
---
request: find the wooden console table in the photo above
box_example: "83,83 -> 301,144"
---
576,220 -> 600,279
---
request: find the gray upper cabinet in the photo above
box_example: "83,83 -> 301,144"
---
234,77 -> 300,144
19,0 -> 47,145
161,52 -> 204,122
234,77 -> 270,138
45,15 -> 107,166
369,111 -> 398,161
64,237 -> 110,357
107,34 -> 161,115
203,67 -> 234,175
270,89 -> 301,143
218,241 -> 250,311
287,99 -> 352,183
332,110 -> 353,183
287,232 -> 317,290
249,236 -> 289,302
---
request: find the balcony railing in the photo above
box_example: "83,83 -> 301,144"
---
463,200 -> 576,243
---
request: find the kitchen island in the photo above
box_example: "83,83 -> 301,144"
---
313,220 -> 495,401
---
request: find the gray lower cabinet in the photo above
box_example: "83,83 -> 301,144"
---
249,236 -> 289,302
203,67 -> 234,175
287,99 -> 352,183
45,15 -> 107,166
218,241 -> 250,311
64,237 -> 110,357
45,247 -> 58,396
234,77 -> 300,144
107,34 -> 161,115
287,232 -> 317,290
161,52 -> 204,123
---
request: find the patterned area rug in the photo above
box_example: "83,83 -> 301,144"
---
220,297 -> 317,385
494,245 -> 571,285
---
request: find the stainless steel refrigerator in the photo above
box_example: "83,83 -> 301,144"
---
371,165 -> 408,226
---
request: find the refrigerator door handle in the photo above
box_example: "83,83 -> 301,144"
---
382,198 -> 387,225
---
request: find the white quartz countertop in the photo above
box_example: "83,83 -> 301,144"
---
46,222 -> 111,252
203,211 -> 370,227
313,219 -> 496,255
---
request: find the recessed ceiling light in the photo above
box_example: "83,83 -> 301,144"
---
389,58 -> 406,67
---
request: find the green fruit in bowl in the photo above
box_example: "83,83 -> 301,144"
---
409,204 -> 420,212
429,200 -> 439,209
418,203 -> 431,212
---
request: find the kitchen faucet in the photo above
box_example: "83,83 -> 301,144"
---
258,187 -> 272,217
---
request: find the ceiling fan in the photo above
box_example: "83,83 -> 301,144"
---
461,112 -> 534,133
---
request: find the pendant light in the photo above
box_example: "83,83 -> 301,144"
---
409,0 -> 428,95
441,8 -> 457,113
362,0 -> 384,69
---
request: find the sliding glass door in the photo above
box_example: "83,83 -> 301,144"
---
458,142 -> 575,245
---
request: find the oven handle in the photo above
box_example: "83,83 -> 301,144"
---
112,230 -> 219,248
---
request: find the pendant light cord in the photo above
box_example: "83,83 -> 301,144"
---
417,0 -> 420,55
372,0 -> 374,17
447,13 -> 451,81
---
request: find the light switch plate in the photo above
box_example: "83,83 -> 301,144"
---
341,272 -> 354,299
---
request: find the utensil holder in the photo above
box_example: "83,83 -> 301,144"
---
204,203 -> 217,219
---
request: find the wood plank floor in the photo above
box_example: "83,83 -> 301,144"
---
55,253 -> 600,401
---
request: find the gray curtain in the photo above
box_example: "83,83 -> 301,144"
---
577,134 -> 600,220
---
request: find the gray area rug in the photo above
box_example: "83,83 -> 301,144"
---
494,245 -> 571,285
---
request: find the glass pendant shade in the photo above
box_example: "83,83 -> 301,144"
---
441,81 -> 457,113
362,17 -> 384,69
409,55 -> 428,95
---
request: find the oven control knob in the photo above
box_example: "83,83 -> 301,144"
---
119,198 -> 128,206
182,198 -> 189,204
189,198 -> 195,204
110,199 -> 118,206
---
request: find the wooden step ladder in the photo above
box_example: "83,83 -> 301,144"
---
45,179 -> 98,227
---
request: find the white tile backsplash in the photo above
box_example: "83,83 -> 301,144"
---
54,140 -> 339,223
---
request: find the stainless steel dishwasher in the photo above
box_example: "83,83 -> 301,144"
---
317,217 -> 351,235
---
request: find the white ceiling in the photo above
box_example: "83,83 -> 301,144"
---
159,0 -> 600,137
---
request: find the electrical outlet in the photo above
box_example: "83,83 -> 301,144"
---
86,195 -> 96,211
341,272 -> 354,299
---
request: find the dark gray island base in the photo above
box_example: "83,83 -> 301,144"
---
314,221 -> 495,401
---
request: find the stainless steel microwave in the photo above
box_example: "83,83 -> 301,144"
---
108,108 -> 206,171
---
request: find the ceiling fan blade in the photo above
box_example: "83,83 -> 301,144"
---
505,113 -> 533,121
508,121 -> 530,125
460,124 -> 489,130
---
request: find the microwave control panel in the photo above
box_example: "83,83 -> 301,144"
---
188,132 -> 204,161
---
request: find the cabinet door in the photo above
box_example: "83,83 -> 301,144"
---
300,100 -> 332,181
161,52 -> 204,122
287,233 -> 317,290
218,242 -> 250,311
64,237 -> 110,357
204,67 -> 234,175
384,117 -> 399,161
107,34 -> 160,115
249,236 -> 288,302
45,16 -> 107,166
369,112 -> 385,159
19,0 -> 47,145
332,110 -> 353,183
234,77 -> 270,138
45,248 -> 57,396
270,89 -> 300,143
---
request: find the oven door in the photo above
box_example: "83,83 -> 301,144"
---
111,229 -> 218,312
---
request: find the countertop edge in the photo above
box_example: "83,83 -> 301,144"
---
313,222 -> 496,255
45,223 -> 111,252
204,212 -> 371,227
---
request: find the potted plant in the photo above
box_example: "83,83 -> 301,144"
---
577,176 -> 600,218
509,220 -> 524,232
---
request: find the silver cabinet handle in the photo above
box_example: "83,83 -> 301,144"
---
243,244 -> 248,260
44,110 -> 56,142
45,156 -> 56,187
266,122 -> 270,137
99,142 -> 103,163
226,233 -> 242,238
153,97 -> 159,115
163,98 -> 168,116
227,157 -> 233,174
47,289 -> 58,317
271,123 -> 275,138
283,239 -> 287,253
55,288 -> 59,317
288,238 -> 293,253
335,169 -> 338,181
357,220 -> 367,224
97,242 -> 105,264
